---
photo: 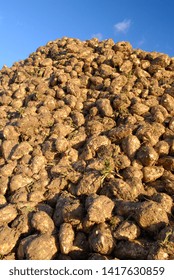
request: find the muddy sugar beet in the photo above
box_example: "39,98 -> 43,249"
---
0,37 -> 174,260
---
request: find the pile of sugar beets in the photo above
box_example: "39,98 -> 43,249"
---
0,37 -> 174,260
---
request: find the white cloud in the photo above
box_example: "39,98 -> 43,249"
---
114,19 -> 131,34
137,38 -> 145,47
91,33 -> 103,41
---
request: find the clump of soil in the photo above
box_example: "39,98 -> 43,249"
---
0,37 -> 174,260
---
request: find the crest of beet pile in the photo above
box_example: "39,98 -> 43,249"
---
0,37 -> 174,260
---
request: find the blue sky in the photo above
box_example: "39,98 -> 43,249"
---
0,0 -> 174,69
